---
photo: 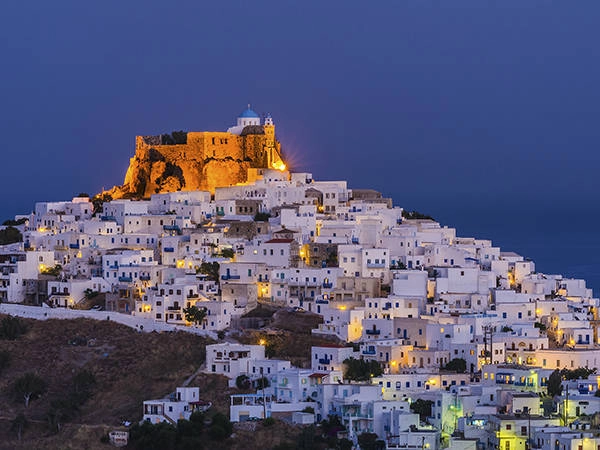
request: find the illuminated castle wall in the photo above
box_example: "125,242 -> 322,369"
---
109,107 -> 286,199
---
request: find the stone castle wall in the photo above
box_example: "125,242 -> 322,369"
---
109,128 -> 284,199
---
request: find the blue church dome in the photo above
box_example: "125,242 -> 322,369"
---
239,107 -> 260,118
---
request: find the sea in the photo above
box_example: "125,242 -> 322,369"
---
427,200 -> 600,299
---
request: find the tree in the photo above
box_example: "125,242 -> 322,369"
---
129,421 -> 177,450
254,212 -> 271,222
320,414 -> 345,438
338,438 -> 354,450
183,305 -> 207,326
208,412 -> 233,440
47,398 -> 77,433
14,373 -> 47,407
255,376 -> 270,389
220,248 -> 234,259
342,357 -> 383,381
562,367 -> 597,381
297,424 -> 317,450
547,369 -> 563,397
401,210 -> 435,221
0,226 -> 22,245
92,193 -> 112,216
2,218 -> 27,226
71,369 -> 96,404
40,264 -> 63,277
235,374 -> 251,390
0,316 -> 28,340
444,358 -> 467,373
11,413 -> 28,441
410,399 -> 434,421
358,432 -> 386,450
197,262 -> 220,283
0,349 -> 10,374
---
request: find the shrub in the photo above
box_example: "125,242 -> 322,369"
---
0,226 -> 22,245
0,316 -> 27,340
263,417 -> 276,427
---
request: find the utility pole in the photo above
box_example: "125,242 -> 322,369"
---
564,383 -> 569,426
260,367 -> 267,419
483,324 -> 494,365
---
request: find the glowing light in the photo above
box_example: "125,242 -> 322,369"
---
38,264 -> 46,272
259,339 -> 266,346
176,260 -> 185,268
338,305 -> 347,311
272,161 -> 287,172
390,360 -> 397,366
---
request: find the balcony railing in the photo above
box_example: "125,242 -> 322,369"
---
140,275 -> 151,281
118,276 -> 133,282
319,358 -> 331,365
322,282 -> 333,288
362,349 -> 376,355
69,243 -> 80,249
164,247 -> 174,252
221,274 -> 241,280
366,329 -> 381,335
366,263 -> 386,268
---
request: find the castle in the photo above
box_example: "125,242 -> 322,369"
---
106,106 -> 286,199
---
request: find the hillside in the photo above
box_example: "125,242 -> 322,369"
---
0,316 -> 212,449
0,311 -> 336,450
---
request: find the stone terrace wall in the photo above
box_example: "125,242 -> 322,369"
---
0,303 -> 217,339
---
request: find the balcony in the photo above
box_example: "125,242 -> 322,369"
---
140,274 -> 151,281
167,306 -> 181,311
51,291 -> 69,296
221,274 -> 241,280
163,225 -> 181,232
322,282 -> 333,288
362,348 -> 376,355
351,237 -> 359,244
100,215 -> 116,221
316,299 -> 329,304
118,276 -> 133,282
69,243 -> 80,249
187,293 -> 199,299
319,358 -> 331,365
163,247 -> 174,252
366,263 -> 386,269
366,329 -> 381,335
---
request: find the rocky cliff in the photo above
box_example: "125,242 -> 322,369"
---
104,127 -> 285,199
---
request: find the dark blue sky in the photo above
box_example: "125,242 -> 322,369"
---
1,1 -> 599,290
